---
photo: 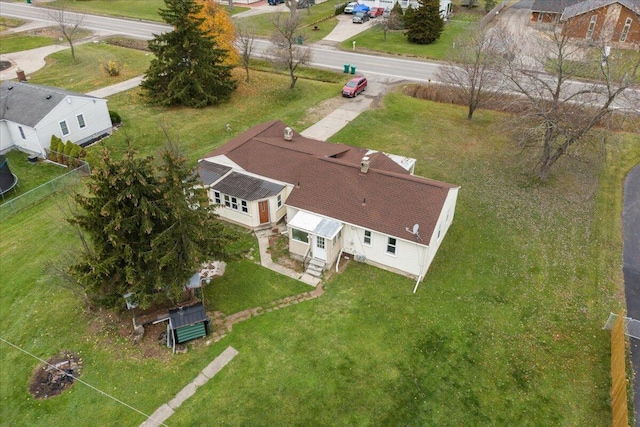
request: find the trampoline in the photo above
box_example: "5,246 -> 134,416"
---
0,155 -> 18,200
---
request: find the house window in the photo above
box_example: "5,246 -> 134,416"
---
316,236 -> 325,249
586,15 -> 597,39
386,237 -> 397,255
222,194 -> 248,213
277,194 -> 282,208
76,114 -> 86,129
213,191 -> 222,204
292,228 -> 309,243
18,126 -> 25,140
620,18 -> 632,42
59,120 -> 69,136
363,230 -> 372,245
537,12 -> 543,22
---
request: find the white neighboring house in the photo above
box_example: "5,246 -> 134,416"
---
197,120 -> 460,286
0,82 -> 112,157
359,0 -> 453,17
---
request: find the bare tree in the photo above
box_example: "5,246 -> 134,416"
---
497,22 -> 639,181
266,13 -> 312,89
47,0 -> 84,63
437,24 -> 503,119
284,0 -> 299,16
377,11 -> 404,41
235,23 -> 256,82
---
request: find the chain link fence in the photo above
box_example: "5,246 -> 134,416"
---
0,155 -> 90,221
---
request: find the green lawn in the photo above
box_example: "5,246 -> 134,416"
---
0,34 -> 56,54
341,19 -> 473,59
234,0 -> 343,42
1,71 -> 638,425
26,43 -> 152,93
45,0 -> 248,21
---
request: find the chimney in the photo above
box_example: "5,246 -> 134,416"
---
360,156 -> 370,173
284,127 -> 293,141
16,68 -> 26,82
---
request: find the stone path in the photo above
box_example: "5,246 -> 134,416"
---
139,346 -> 239,427
209,282 -> 324,343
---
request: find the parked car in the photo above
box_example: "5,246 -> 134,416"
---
268,0 -> 284,5
344,2 -> 358,13
352,11 -> 369,23
342,76 -> 367,97
368,7 -> 384,18
297,0 -> 315,8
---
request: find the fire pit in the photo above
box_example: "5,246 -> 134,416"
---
29,351 -> 83,399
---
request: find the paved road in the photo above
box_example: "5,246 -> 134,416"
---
624,165 -> 640,427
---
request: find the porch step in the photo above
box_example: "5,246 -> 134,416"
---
305,259 -> 325,278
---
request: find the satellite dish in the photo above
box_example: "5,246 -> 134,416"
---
406,223 -> 423,241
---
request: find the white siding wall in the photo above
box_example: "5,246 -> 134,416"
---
420,187 -> 459,279
360,0 -> 452,16
37,97 -> 111,149
341,224 -> 427,277
2,121 -> 44,155
0,122 -> 13,152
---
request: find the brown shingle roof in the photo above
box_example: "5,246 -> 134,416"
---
201,120 -> 459,243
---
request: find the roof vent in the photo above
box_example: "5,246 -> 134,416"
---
284,127 -> 293,141
360,156 -> 370,174
46,95 -> 52,99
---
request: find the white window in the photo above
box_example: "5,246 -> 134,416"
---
277,194 -> 282,208
620,18 -> 632,42
213,191 -> 222,204
222,194 -> 248,214
386,237 -> 396,255
537,12 -> 543,22
59,120 -> 69,136
317,236 -> 325,249
18,126 -> 25,140
363,230 -> 372,245
76,114 -> 86,129
586,15 -> 597,39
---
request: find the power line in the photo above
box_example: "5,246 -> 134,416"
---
0,337 -> 169,427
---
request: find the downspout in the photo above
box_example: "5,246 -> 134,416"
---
336,248 -> 344,272
413,244 -> 430,294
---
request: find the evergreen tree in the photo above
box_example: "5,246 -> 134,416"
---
141,0 -> 236,108
390,2 -> 405,29
69,145 -> 238,309
405,0 -> 444,44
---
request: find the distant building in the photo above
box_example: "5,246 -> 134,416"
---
561,0 -> 640,47
0,82 -> 112,157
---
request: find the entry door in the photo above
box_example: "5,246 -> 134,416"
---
258,200 -> 269,224
314,236 -> 327,261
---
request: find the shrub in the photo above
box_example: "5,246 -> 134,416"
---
102,60 -> 121,77
109,110 -> 122,125
335,2 -> 347,15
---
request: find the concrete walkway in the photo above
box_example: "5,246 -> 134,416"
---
254,227 -> 321,287
139,346 -> 238,427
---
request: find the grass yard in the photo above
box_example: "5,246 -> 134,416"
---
0,151 -> 69,198
26,43 -> 152,93
95,68 -> 342,166
341,19 -> 473,59
0,34 -> 56,54
45,0 -> 248,20
0,16 -> 24,31
234,0 -> 343,42
1,84 -> 638,425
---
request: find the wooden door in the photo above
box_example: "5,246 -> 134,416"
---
259,200 -> 269,224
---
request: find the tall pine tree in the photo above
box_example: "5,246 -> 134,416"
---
405,0 -> 444,44
69,145 -> 238,309
141,0 -> 236,108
